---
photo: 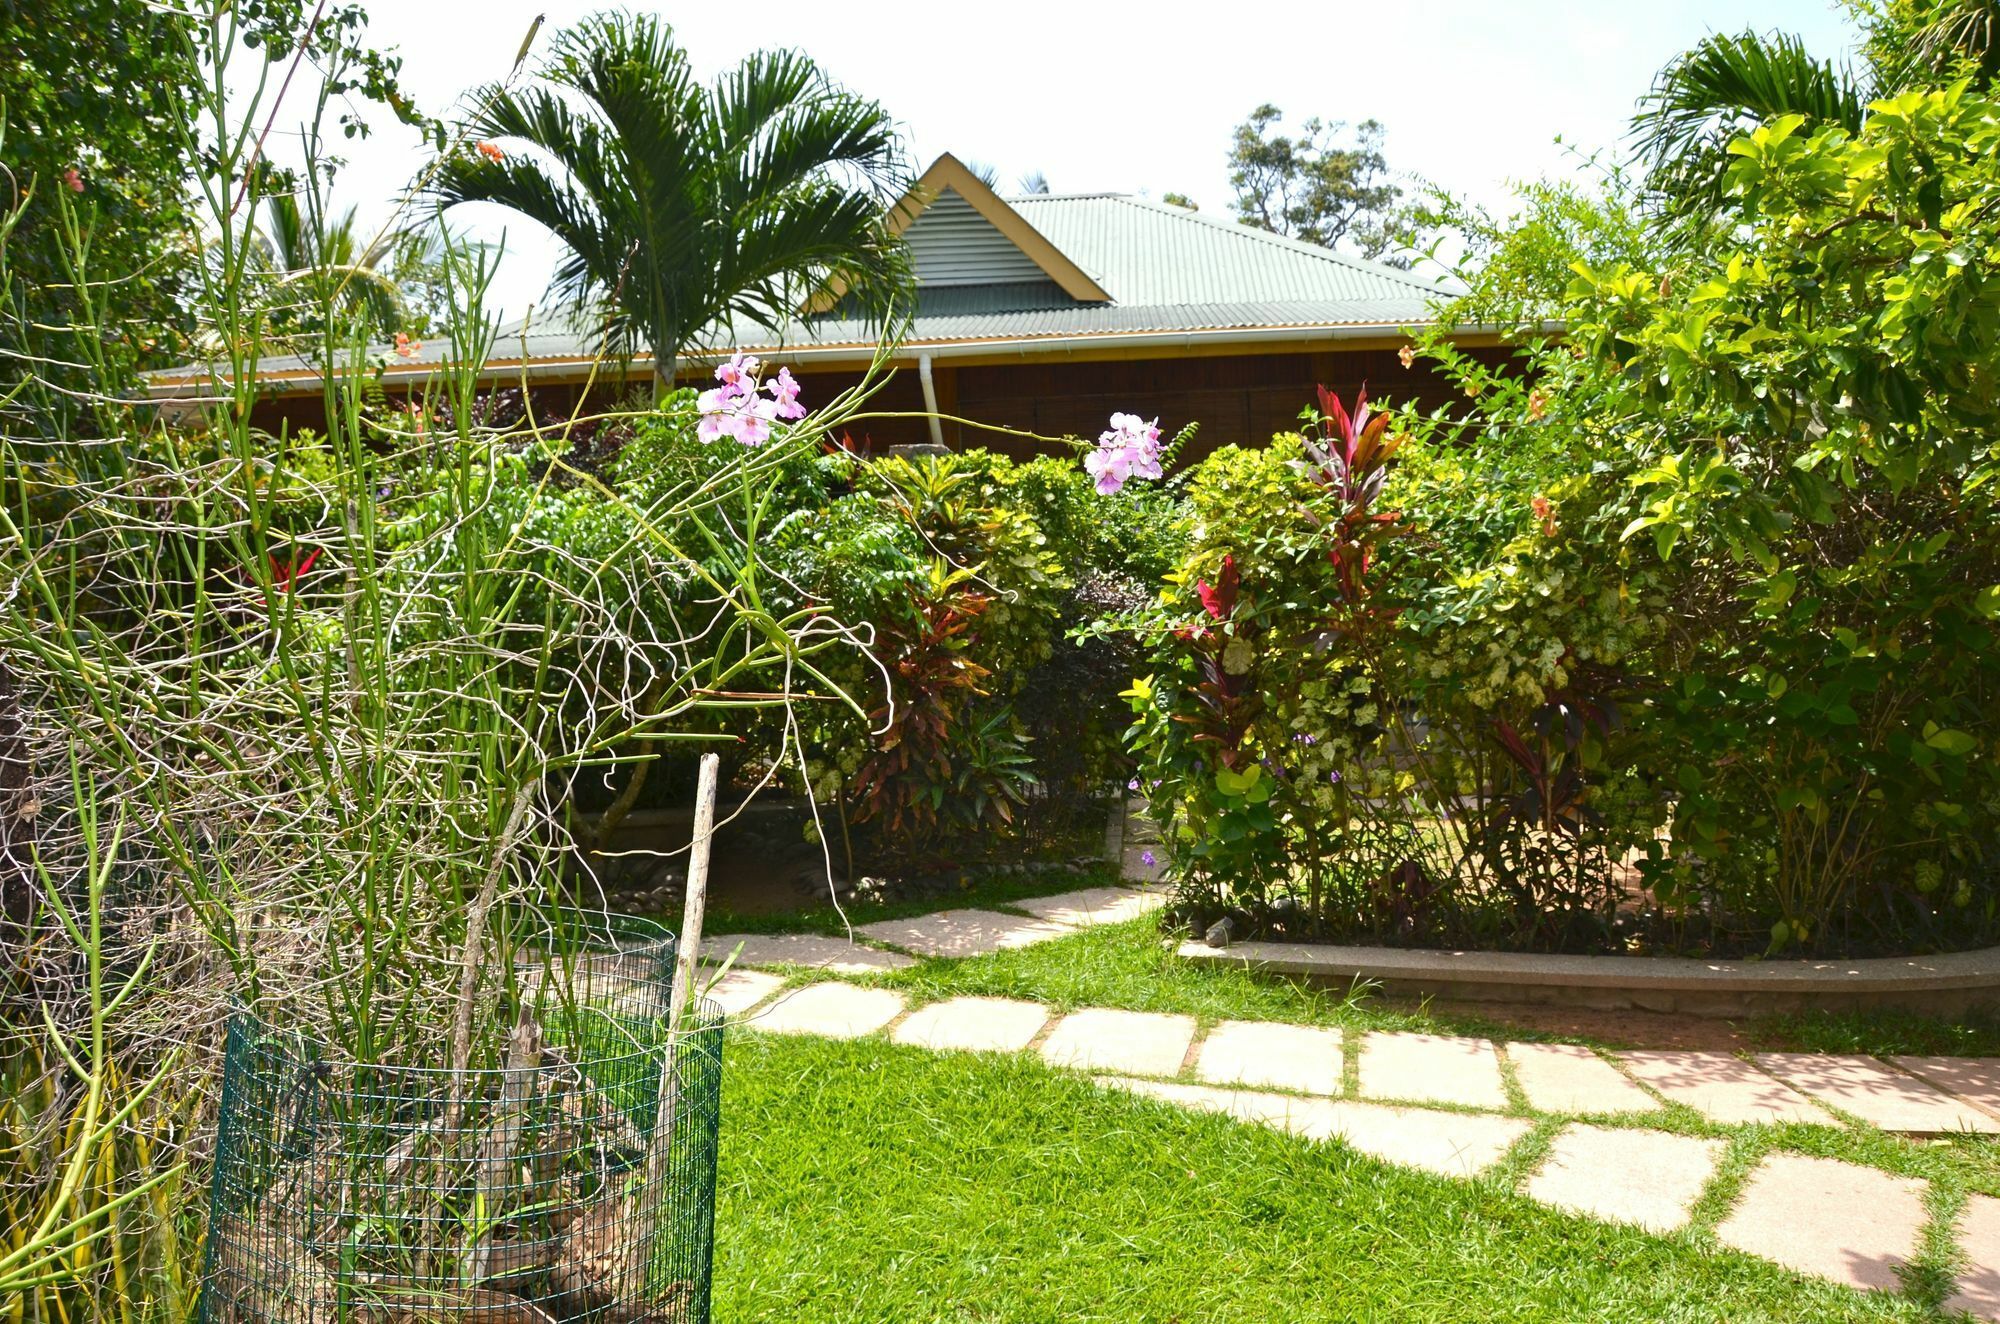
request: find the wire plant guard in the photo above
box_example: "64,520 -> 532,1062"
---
199,917 -> 723,1324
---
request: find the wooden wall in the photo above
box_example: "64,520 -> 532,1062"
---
239,345 -> 1514,461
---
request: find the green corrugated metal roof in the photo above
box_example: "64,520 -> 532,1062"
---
153,187 -> 1459,392
1006,193 -> 1449,308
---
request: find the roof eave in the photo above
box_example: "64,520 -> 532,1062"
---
147,317 -> 1562,403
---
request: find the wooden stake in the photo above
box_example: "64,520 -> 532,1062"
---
636,753 -> 720,1295
665,752 -> 720,1038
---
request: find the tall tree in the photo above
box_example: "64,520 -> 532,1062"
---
1227,105 -> 1408,261
433,11 -> 912,397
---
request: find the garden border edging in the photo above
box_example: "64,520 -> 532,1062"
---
1174,939 -> 2000,1018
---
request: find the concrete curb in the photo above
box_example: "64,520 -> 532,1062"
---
1176,938 -> 2000,1017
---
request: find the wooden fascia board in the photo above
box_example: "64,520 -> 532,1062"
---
802,152 -> 1112,315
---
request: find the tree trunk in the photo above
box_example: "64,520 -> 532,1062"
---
652,359 -> 674,404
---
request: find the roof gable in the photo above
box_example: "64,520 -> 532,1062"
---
806,153 -> 1108,313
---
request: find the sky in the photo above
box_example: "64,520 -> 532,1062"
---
274,0 -> 1865,319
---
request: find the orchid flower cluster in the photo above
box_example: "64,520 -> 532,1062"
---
697,352 -> 805,447
1083,412 -> 1164,495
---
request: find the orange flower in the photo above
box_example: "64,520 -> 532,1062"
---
476,141 -> 505,164
1527,388 -> 1549,420
394,332 -> 422,359
1397,344 -> 1415,369
1531,495 -> 1558,537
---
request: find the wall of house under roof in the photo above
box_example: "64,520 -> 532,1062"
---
785,345 -> 1517,463
234,344 -> 1516,462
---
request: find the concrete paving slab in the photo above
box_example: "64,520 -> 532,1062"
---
1016,886 -> 1167,928
1946,1193 -> 2000,1322
1098,1076 -> 1343,1138
1195,1020 -> 1344,1096
748,982 -> 905,1040
1618,1051 -> 1832,1126
857,908 -> 1075,959
706,932 -> 914,974
1097,1076 -> 1527,1176
1358,1032 -> 1508,1110
891,996 -> 1050,1055
700,968 -> 786,1016
1756,1053 -> 2000,1134
1715,1152 -> 1926,1293
1892,1057 -> 2000,1121
1321,1100 -> 1531,1177
1509,1043 -> 1660,1116
1040,1008 -> 1196,1078
1526,1124 -> 1723,1232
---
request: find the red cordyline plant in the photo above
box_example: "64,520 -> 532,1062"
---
1298,384 -> 1408,605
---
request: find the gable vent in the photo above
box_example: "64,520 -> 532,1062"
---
904,188 -> 1052,287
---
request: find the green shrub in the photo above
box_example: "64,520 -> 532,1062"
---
1128,84 -> 2000,958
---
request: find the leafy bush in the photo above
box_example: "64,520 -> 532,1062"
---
565,412 -> 1170,870
1128,84 -> 2000,958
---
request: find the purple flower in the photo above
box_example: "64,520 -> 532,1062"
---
697,353 -> 802,447
1329,770 -> 1342,785
770,366 -> 807,420
1082,411 -> 1164,494
1127,778 -> 1141,791
1140,850 -> 1156,868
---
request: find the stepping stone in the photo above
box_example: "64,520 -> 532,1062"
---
1319,1099 -> 1530,1178
1099,1076 -> 1342,1137
1097,1077 -> 1528,1177
1618,1051 -> 1830,1126
706,932 -> 914,974
1715,1152 -> 1925,1293
1016,886 -> 1166,928
1358,1032 -> 1508,1110
700,968 -> 785,1015
1196,1020 -> 1344,1096
1892,1057 -> 2000,1120
892,996 -> 1050,1055
1040,1008 -> 1196,1077
749,982 -> 905,1040
1508,1042 -> 1659,1115
1122,844 -> 1164,883
857,908 -> 1074,959
1756,1053 -> 2000,1134
1946,1193 -> 2000,1322
1526,1124 -> 1722,1233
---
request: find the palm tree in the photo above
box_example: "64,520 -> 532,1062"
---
1632,3 -> 2000,215
432,11 -> 912,398
251,193 -> 411,338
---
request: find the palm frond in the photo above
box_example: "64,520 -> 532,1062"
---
433,11 -> 914,390
1632,30 -> 1866,213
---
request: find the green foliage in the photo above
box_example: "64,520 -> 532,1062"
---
431,10 -> 912,394
1227,105 -> 1417,263
1135,83 -> 2000,960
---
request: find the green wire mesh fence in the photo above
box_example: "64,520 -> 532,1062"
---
199,920 -> 723,1324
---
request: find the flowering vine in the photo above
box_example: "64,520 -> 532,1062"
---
1083,412 -> 1163,495
696,352 -> 805,447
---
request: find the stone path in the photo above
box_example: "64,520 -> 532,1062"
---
691,799 -> 2000,1315
710,972 -> 2000,1314
706,881 -> 1166,972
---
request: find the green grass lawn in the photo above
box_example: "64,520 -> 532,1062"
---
714,1032 -> 1958,1322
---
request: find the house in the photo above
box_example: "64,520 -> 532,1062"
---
151,154 -> 1510,456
